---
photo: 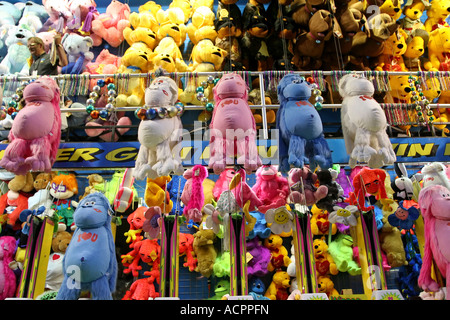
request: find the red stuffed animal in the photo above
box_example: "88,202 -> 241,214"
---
179,233 -> 197,272
123,206 -> 147,246
121,238 -> 161,278
251,165 -> 289,213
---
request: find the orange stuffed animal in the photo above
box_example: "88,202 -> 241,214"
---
179,232 -> 197,272
121,238 -> 161,277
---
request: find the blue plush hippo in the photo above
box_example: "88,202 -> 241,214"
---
56,193 -> 117,300
276,74 -> 333,173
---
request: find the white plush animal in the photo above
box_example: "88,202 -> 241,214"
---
133,76 -> 184,180
421,162 -> 450,190
338,73 -> 396,168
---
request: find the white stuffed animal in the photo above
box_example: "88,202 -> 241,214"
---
0,24 -> 35,75
133,76 -> 184,180
338,73 -> 396,168
421,162 -> 450,190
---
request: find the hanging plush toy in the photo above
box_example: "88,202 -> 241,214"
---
338,73 -> 396,168
61,33 -> 94,74
288,167 -> 328,206
421,162 -> 450,190
208,73 -> 261,175
0,77 -> 61,175
49,173 -> 79,232
40,0 -> 72,33
56,193 -> 117,300
181,165 -> 208,223
0,236 -> 17,300
251,165 -> 289,213
417,185 -> 450,300
134,76 -> 184,180
276,73 -> 332,173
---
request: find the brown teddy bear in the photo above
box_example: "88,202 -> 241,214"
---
289,0 -> 337,30
79,173 -> 105,200
193,228 -> 217,278
46,231 -> 72,291
379,204 -> 408,268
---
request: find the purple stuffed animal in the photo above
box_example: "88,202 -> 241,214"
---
246,237 -> 271,277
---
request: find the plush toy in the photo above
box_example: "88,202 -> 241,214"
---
424,0 -> 450,32
288,167 -> 328,206
17,1 -> 49,34
56,193 -> 117,300
167,175 -> 187,215
317,275 -> 339,297
379,0 -> 403,22
45,230 -> 72,291
0,24 -> 34,75
375,28 -> 409,71
249,277 -> 270,300
276,73 -> 332,173
292,9 -> 342,70
61,33 -> 94,74
264,233 -> 291,272
246,237 -> 271,277
0,236 -> 17,300
90,0 -> 130,47
121,238 -> 161,278
144,176 -> 173,214
264,270 -> 291,300
421,162 -> 450,190
328,233 -> 361,275
403,29 -> 429,71
28,171 -> 55,211
79,173 -> 104,201
315,169 -> 342,213
114,44 -> 153,108
247,86 -> 277,129
313,237 -> 339,276
208,73 -> 261,174
66,0 -> 100,35
193,228 -> 217,278
49,173 -> 78,232
289,0 -> 335,29
424,26 -> 450,71
347,167 -> 393,212
179,232 -> 197,272
0,1 -> 23,28
181,165 -> 208,223
186,5 -> 216,45
40,0 -> 72,33
0,77 -> 61,175
84,49 -> 121,90
0,172 -> 34,231
310,204 -> 337,236
213,251 -> 231,278
418,184 -> 450,299
212,168 -> 237,201
399,0 -> 430,37
251,165 -> 289,213
391,163 -> 415,201
133,76 -> 184,180
123,206 -> 147,246
208,279 -> 230,300
149,36 -> 188,73
240,9 -> 270,71
122,276 -> 159,300
229,168 -> 263,211
247,210 -> 271,240
338,73 -> 396,168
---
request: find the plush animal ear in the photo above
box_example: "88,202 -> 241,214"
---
394,162 -> 407,178
83,36 -> 94,48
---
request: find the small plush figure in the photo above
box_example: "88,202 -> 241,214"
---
49,173 -> 78,232
246,237 -> 271,277
45,231 -> 72,291
56,193 -> 117,300
0,24 -> 33,75
40,0 -> 72,33
288,167 -> 328,207
317,276 -> 339,298
0,236 -> 17,300
123,206 -> 147,246
193,228 -> 217,278
179,233 -> 197,272
144,176 -> 173,214
264,270 -> 291,300
181,165 -> 208,223
424,0 -> 450,32
338,74 -> 396,168
313,237 -> 339,277
0,77 -> 61,175
276,73 -> 332,173
61,33 -> 94,74
264,234 -> 291,272
399,0 -> 430,37
121,238 -> 161,278
212,168 -> 237,201
421,162 -> 450,190
251,165 -> 289,213
328,233 -> 361,275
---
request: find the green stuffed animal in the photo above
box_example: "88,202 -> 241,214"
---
328,233 -> 361,275
213,251 -> 231,278
208,279 -> 230,300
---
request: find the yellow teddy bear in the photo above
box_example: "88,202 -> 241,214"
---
313,237 -> 339,277
379,0 -> 403,22
144,175 -> 173,214
310,205 -> 337,236
264,270 -> 291,300
424,26 -> 450,71
375,28 -> 408,71
264,234 -> 292,272
186,6 -> 216,45
399,0 -> 430,37
317,276 -> 339,298
403,29 -> 429,71
424,0 -> 450,32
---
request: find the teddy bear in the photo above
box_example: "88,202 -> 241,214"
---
310,204 -> 337,236
60,33 -> 94,74
65,0 -> 102,46
403,29 -> 430,71
122,11 -> 159,49
264,270 -> 291,300
155,7 -> 187,46
375,28 -> 409,71
28,171 -> 55,211
240,10 -> 270,71
251,165 -> 289,214
45,230 -> 72,291
186,5 -> 216,45
313,237 -> 339,277
288,167 -> 328,207
264,233 -> 292,272
379,0 -> 403,22
40,0 -> 72,33
399,0 -> 430,37
90,0 -> 130,48
424,0 -> 450,32
144,176 -> 173,214
317,275 -> 339,298
424,26 -> 450,71
328,233 -> 362,275
193,227 -> 217,278
79,173 -> 104,200
0,24 -> 34,75
16,0 -> 49,34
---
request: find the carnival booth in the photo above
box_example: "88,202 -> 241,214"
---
0,0 -> 448,301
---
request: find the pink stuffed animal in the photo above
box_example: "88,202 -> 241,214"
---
0,236 -> 17,300
41,0 -> 73,33
90,0 -> 130,48
66,0 -> 102,46
181,165 -> 208,223
84,49 -> 121,91
418,184 -> 450,300
212,168 -> 237,201
252,165 -> 289,213
289,167 -> 328,206
208,73 -> 261,175
0,77 -> 61,175
229,168 -> 262,211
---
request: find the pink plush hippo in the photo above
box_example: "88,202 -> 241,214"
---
418,184 -> 450,300
208,73 -> 261,175
0,77 -> 61,175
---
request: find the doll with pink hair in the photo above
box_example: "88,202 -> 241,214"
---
0,236 -> 17,300
181,165 -> 208,223
0,77 -> 61,175
418,184 -> 450,300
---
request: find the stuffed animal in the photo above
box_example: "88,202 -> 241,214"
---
313,237 -> 339,277
133,76 -> 184,180
391,163 -> 415,201
208,279 -> 230,300
400,0 -> 430,37
264,270 -> 291,300
193,228 -> 217,278
310,204 -> 337,235
424,0 -> 450,32
0,172 -> 34,231
417,185 -> 450,300
167,175 -> 187,215
179,232 -> 197,272
315,169 -> 342,213
424,25 -> 450,71
379,0 -> 403,22
186,5 -> 216,45
49,173 -> 78,232
79,173 -> 104,201
403,29 -> 430,71
122,276 -> 160,300
61,33 -> 94,74
264,233 -> 292,272
276,73 -> 332,173
240,9 -> 270,71
181,165 -> 208,223
328,233 -> 361,275
17,1 -> 49,34
289,0 -> 335,29
123,206 -> 147,246
229,168 -> 263,211
421,162 -> 450,190
56,193 -> 117,300
45,230 -> 72,291
249,277 -> 271,300
0,236 -> 17,300
288,167 -> 328,206
66,0 -> 100,43
40,0 -> 72,33
121,238 -> 161,278
247,211 -> 271,240
212,168 -> 237,201
0,24 -> 34,75
338,73 -> 396,168
317,275 -> 339,297
208,73 -> 261,175
375,28 -> 409,71
251,165 -> 289,213
0,77 -> 61,175
213,251 -> 231,278
0,1 -> 24,29
28,171 -> 55,211
83,49 -> 121,91
144,176 -> 173,214
246,237 -> 271,277
90,0 -> 130,47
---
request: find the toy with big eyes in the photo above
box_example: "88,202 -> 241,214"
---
387,200 -> 420,230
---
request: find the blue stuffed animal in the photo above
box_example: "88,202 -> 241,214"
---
276,74 -> 333,173
249,277 -> 270,300
167,175 -> 186,215
56,193 -> 117,300
247,211 -> 271,240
